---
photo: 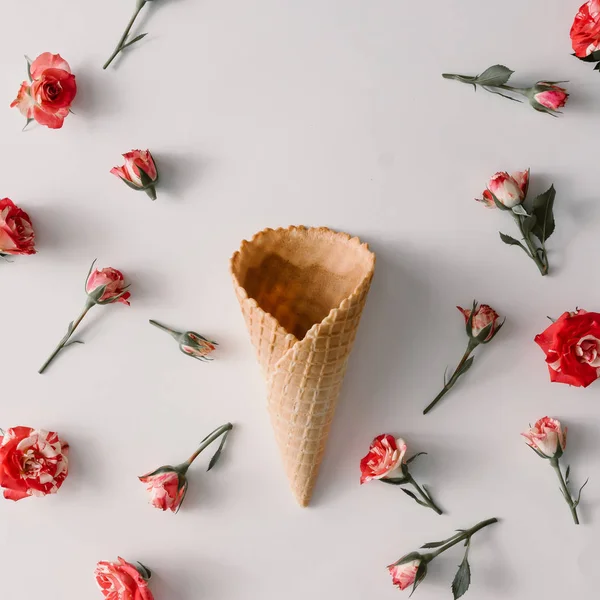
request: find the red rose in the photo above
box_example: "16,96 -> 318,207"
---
535,309 -> 600,387
11,53 -> 77,130
360,434 -> 407,484
139,470 -> 186,512
0,198 -> 36,256
95,557 -> 154,600
86,267 -> 131,305
571,0 -> 600,58
0,427 -> 69,501
111,150 -> 159,200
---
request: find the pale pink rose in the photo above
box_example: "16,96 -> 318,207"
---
522,417 -> 567,459
10,82 -> 34,119
388,559 -> 421,591
457,304 -> 501,341
138,470 -> 186,512
86,267 -> 131,305
360,434 -> 407,484
95,557 -> 154,600
487,170 -> 529,208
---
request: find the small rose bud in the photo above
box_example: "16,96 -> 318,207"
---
485,170 -> 529,208
527,82 -> 569,114
139,467 -> 187,513
111,149 -> 159,200
522,417 -> 567,459
149,320 -> 217,362
457,303 -> 503,343
360,434 -> 407,484
387,554 -> 426,591
86,266 -> 131,305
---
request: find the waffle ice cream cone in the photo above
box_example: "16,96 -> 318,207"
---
230,226 -> 375,506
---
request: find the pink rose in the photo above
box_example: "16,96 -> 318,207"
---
532,84 -> 569,112
388,559 -> 421,591
0,427 -> 69,501
86,267 -> 131,305
522,417 -> 567,459
457,303 -> 502,342
111,150 -> 159,200
0,198 -> 36,256
360,434 -> 406,484
11,53 -> 77,129
95,557 -> 154,600
139,469 -> 186,512
479,170 -> 529,209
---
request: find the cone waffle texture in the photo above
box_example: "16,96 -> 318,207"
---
230,226 -> 376,506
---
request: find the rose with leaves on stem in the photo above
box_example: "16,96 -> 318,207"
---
95,557 -> 154,600
111,150 -> 159,201
139,423 -> 233,512
360,434 -> 442,514
571,0 -> 600,72
522,417 -> 588,525
424,302 -> 504,414
38,260 -> 130,374
443,65 -> 568,116
476,169 -> 556,276
103,0 -> 159,69
0,198 -> 36,258
149,320 -> 217,361
388,518 -> 498,598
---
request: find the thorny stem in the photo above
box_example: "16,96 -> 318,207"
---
407,474 -> 443,515
38,300 -> 94,374
103,2 -> 146,70
430,518 -> 499,559
423,340 -> 477,414
179,423 -> 233,472
550,458 -> 580,525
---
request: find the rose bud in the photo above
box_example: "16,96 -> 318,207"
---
149,320 -> 217,362
111,150 -> 159,200
95,557 -> 154,600
139,423 -> 232,513
86,265 -> 131,305
11,53 -> 77,130
522,417 -> 567,459
0,198 -> 36,257
527,82 -> 569,114
139,468 -> 186,513
387,553 -> 426,592
0,427 -> 69,501
484,170 -> 529,209
360,434 -> 406,484
458,302 -> 503,343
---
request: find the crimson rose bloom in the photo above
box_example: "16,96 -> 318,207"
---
11,53 -> 77,129
0,427 -> 69,501
95,557 -> 154,600
535,309 -> 600,387
571,0 -> 600,58
0,198 -> 36,255
360,434 -> 406,484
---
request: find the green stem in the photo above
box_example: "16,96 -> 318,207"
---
38,300 -> 94,374
424,340 -> 477,414
407,475 -> 442,515
513,214 -> 548,276
179,423 -> 233,471
103,2 -> 146,70
497,84 -> 528,96
149,319 -> 181,340
550,458 -> 579,525
431,518 -> 498,559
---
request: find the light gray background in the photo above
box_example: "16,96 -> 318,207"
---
2,1 -> 599,598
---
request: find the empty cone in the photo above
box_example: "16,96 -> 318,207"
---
230,226 -> 376,506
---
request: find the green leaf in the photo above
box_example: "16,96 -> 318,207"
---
482,86 -> 522,102
451,549 -> 471,599
474,64 -> 514,87
401,487 -> 427,506
207,429 -> 230,471
531,185 -> 556,242
457,356 -> 474,376
499,232 -> 524,247
574,478 -> 589,507
406,452 -> 427,465
522,215 -> 537,236
22,118 -> 34,132
380,476 -> 408,485
565,465 -> 570,485
25,55 -> 32,81
411,561 -> 428,597
421,533 -> 461,549
512,204 -> 528,217
122,33 -> 148,50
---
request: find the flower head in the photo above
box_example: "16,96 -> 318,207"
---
528,83 -> 569,114
458,302 -> 503,343
111,150 -> 159,200
86,265 -> 131,305
139,468 -> 187,512
0,427 -> 69,501
387,554 -> 426,592
571,0 -> 600,58
478,170 -> 529,209
0,198 -> 36,256
522,417 -> 567,459
149,320 -> 217,361
95,557 -> 154,600
360,434 -> 407,484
